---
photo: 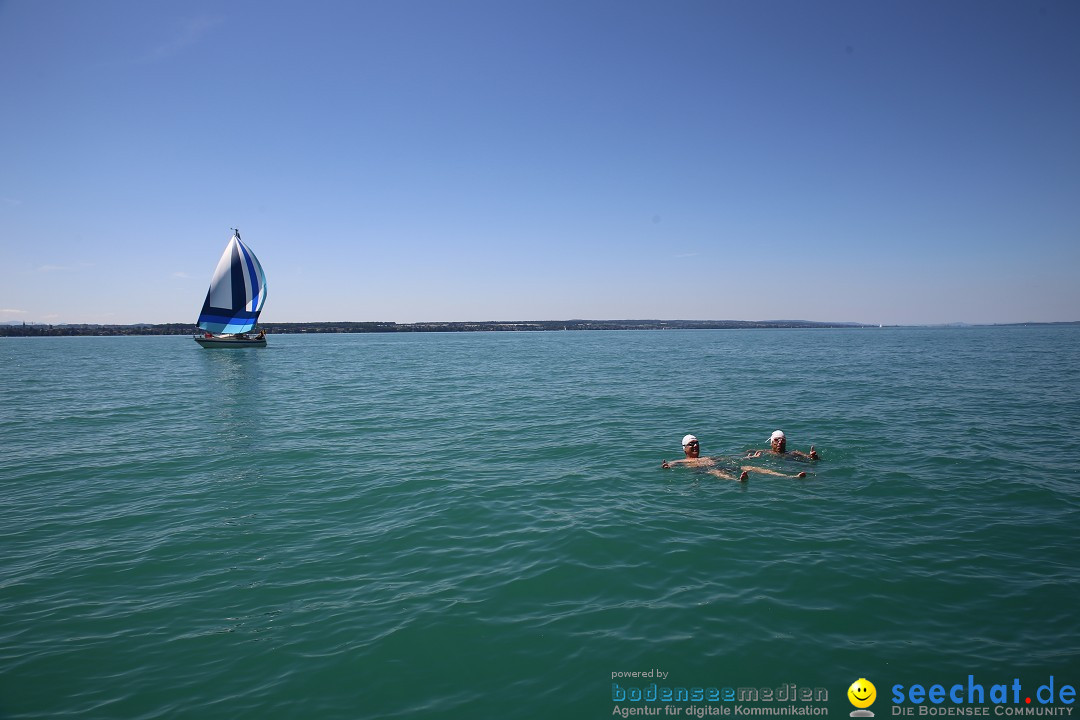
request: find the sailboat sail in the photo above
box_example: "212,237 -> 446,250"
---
197,232 -> 268,334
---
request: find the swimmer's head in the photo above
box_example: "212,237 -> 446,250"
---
682,434 -> 698,447
770,430 -> 786,451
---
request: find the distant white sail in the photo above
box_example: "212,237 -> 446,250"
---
196,231 -> 268,334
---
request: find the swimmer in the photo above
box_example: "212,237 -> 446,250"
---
662,434 -> 806,481
746,430 -> 818,461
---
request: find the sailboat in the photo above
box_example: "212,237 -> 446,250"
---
193,229 -> 268,348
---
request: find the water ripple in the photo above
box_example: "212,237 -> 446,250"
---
2,329 -> 1079,718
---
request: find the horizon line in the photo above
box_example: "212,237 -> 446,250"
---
4,319 -> 1079,330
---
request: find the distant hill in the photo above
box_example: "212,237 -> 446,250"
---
4,319 -> 1075,337
1,319 -> 869,336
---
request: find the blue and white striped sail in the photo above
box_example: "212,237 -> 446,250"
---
197,231 -> 268,335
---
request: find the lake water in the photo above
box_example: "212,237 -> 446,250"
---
2,327 -> 1078,719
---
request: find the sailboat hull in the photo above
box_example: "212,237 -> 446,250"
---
193,334 -> 267,348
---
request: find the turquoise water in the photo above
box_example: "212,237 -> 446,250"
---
2,327 -> 1079,719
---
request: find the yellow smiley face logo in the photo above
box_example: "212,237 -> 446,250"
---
848,679 -> 876,708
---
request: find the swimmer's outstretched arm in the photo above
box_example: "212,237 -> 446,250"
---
741,465 -> 807,479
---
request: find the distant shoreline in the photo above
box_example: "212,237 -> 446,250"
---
2,320 -> 1077,337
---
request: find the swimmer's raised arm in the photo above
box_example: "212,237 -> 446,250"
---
787,445 -> 819,461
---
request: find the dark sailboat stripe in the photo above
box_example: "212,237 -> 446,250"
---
230,242 -> 246,312
238,241 -> 262,312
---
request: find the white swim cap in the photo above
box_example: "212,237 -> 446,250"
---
770,430 -> 785,442
682,434 -> 698,447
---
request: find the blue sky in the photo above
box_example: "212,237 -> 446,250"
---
1,0 -> 1077,325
